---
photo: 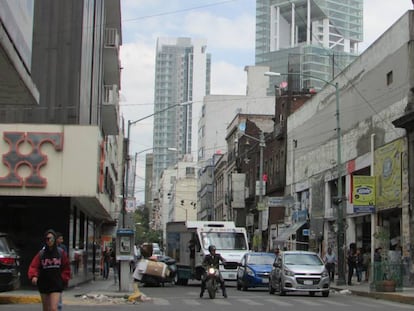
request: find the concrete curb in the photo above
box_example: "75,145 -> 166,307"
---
332,287 -> 414,305
349,290 -> 414,305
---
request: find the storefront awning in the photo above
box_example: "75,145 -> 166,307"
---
275,220 -> 307,243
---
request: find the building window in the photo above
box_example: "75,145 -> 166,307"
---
386,71 -> 393,86
186,167 -> 195,177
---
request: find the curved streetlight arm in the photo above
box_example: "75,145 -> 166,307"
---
122,101 -> 191,227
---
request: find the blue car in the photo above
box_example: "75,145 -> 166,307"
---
236,252 -> 276,291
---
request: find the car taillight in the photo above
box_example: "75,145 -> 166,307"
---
0,257 -> 15,266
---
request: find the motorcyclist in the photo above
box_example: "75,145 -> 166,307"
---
200,245 -> 227,298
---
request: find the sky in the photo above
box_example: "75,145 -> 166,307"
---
119,0 -> 414,204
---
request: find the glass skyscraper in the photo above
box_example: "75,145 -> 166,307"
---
256,0 -> 363,92
152,37 -> 211,183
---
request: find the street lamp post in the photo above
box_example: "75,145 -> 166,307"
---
237,131 -> 266,234
265,71 -> 345,285
123,102 -> 190,227
119,102 -> 190,292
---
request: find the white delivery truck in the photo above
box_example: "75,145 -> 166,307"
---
166,221 -> 249,285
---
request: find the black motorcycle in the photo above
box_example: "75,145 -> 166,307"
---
205,265 -> 219,299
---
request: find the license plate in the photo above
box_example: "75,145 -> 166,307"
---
228,274 -> 235,279
262,278 -> 269,283
304,280 -> 313,285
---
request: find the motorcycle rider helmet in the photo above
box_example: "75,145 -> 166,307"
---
208,245 -> 216,253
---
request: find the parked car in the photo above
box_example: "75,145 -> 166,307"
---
0,233 -> 20,291
237,252 -> 276,291
269,250 -> 330,297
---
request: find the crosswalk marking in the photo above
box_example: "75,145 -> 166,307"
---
212,299 -> 231,305
294,298 -> 323,306
265,298 -> 293,306
152,297 -> 170,305
237,298 -> 263,305
319,299 -> 348,306
353,301 -> 379,308
183,298 -> 201,305
374,300 -> 413,309
144,293 -> 410,309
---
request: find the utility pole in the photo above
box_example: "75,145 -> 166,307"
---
334,82 -> 346,286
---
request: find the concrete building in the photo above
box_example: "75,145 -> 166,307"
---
198,66 -> 276,221
224,113 -> 274,228
199,66 -> 275,163
0,0 -> 39,106
256,0 -> 362,93
157,160 -> 198,247
0,0 -> 122,286
284,10 -> 413,286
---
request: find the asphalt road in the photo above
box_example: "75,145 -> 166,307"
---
1,281 -> 413,311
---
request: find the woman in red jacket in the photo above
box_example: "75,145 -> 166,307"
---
28,229 -> 71,311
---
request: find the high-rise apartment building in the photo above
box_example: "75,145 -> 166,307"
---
152,37 -> 211,184
256,0 -> 363,92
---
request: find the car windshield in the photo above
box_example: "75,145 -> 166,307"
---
0,237 -> 10,253
201,232 -> 247,250
247,254 -> 275,265
284,253 -> 322,266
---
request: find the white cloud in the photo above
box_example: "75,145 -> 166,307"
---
211,61 -> 247,95
361,0 -> 413,51
182,11 -> 255,51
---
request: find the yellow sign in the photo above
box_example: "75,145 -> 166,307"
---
375,139 -> 403,210
353,175 -> 375,206
257,202 -> 266,211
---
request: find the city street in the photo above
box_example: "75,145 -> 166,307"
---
1,281 -> 413,311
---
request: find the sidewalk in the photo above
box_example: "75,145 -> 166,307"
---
0,275 -> 137,305
331,281 -> 414,305
1,277 -> 414,305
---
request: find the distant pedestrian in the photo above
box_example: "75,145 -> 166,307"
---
373,247 -> 383,281
28,229 -> 71,311
274,247 -> 280,256
110,248 -> 118,284
347,243 -> 357,285
374,247 -> 382,262
56,232 -> 68,254
355,248 -> 363,283
102,246 -> 111,279
55,232 -> 68,311
362,248 -> 371,282
323,247 -> 337,282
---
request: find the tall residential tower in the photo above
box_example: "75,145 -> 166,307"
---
152,37 -> 211,184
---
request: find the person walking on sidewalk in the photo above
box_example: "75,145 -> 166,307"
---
110,247 -> 119,284
355,248 -> 364,283
28,229 -> 71,311
323,247 -> 337,282
55,232 -> 68,311
347,243 -> 357,285
102,246 -> 111,280
362,248 -> 371,282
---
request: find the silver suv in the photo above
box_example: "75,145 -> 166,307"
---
269,250 -> 330,297
0,233 -> 20,291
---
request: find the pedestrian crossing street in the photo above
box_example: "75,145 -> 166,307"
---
149,294 -> 413,309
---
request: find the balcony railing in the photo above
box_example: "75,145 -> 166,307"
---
105,28 -> 120,49
104,84 -> 119,105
